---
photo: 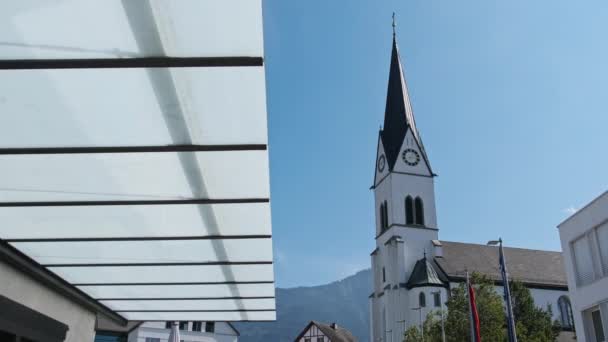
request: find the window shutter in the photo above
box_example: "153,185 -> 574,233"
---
596,223 -> 608,276
572,237 -> 595,286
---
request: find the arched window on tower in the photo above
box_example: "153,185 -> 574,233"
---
379,203 -> 385,231
558,296 -> 574,329
380,201 -> 389,232
405,196 -> 414,225
383,200 -> 389,230
419,292 -> 426,307
415,197 -> 425,226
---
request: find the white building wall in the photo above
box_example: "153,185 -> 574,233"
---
558,191 -> 608,342
528,287 -> 570,321
0,260 -> 97,342
371,156 -> 439,342
130,322 -> 238,342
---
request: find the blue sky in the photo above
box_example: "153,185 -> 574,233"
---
262,0 -> 608,288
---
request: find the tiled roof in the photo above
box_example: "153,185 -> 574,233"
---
312,321 -> 357,342
434,241 -> 567,288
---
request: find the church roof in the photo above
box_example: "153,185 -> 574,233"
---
434,241 -> 567,289
406,255 -> 449,289
381,35 -> 430,171
294,321 -> 357,342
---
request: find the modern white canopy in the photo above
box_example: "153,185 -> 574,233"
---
0,0 -> 274,325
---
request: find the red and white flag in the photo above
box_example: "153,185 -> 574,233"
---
467,272 -> 482,342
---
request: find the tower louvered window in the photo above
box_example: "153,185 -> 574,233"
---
380,203 -> 385,231
380,202 -> 389,232
405,196 -> 414,225
415,197 -> 425,226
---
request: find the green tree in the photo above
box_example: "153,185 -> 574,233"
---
404,311 -> 444,342
510,280 -> 561,342
402,274 -> 561,342
444,273 -> 505,342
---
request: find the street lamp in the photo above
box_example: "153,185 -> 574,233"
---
487,238 -> 518,342
411,307 -> 423,341
431,290 -> 446,342
396,319 -> 406,337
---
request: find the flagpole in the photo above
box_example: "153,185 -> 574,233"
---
499,238 -> 518,342
466,271 -> 475,342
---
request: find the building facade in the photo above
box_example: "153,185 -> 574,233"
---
369,32 -> 574,342
128,321 -> 238,342
559,191 -> 608,342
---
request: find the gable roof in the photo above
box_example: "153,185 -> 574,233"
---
406,255 -> 448,289
294,321 -> 357,342
380,35 -> 430,172
434,241 -> 567,289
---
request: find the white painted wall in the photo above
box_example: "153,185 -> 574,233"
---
558,191 -> 608,342
0,260 -> 97,342
371,125 -> 439,342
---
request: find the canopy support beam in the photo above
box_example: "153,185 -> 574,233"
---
0,56 -> 263,70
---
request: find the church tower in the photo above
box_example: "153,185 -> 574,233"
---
369,27 -> 447,342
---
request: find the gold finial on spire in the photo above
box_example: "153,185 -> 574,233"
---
392,12 -> 396,36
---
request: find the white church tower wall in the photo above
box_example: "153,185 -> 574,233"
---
370,29 -> 443,342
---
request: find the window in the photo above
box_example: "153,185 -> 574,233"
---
380,203 -> 386,231
382,201 -> 389,231
414,197 -> 424,225
558,296 -> 573,329
419,292 -> 426,307
145,339 -> 160,342
205,322 -> 215,333
317,338 -> 324,342
192,321 -> 202,332
572,236 -> 595,286
405,196 -> 414,225
597,223 -> 608,276
179,321 -> 188,330
165,322 -> 172,329
382,267 -> 386,282
433,292 -> 441,308
304,339 -> 311,342
591,309 -> 605,342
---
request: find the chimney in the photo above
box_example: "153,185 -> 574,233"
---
432,240 -> 443,258
331,323 -> 338,330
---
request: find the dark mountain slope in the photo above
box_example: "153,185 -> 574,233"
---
234,269 -> 371,342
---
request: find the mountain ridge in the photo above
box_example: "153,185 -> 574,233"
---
234,268 -> 371,342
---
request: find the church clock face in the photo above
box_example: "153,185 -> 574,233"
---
402,148 -> 420,166
377,154 -> 386,172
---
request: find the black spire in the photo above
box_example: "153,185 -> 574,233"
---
381,29 -> 429,171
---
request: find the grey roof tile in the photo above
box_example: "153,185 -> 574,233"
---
434,241 -> 566,287
312,321 -> 357,342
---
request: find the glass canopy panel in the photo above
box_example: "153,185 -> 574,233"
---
100,299 -> 275,311
0,203 -> 271,239
0,0 -> 263,59
48,265 -> 274,284
0,151 -> 269,201
0,67 -> 267,147
0,0 -> 274,323
79,284 -> 276,300
120,311 -> 276,321
11,239 -> 273,265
